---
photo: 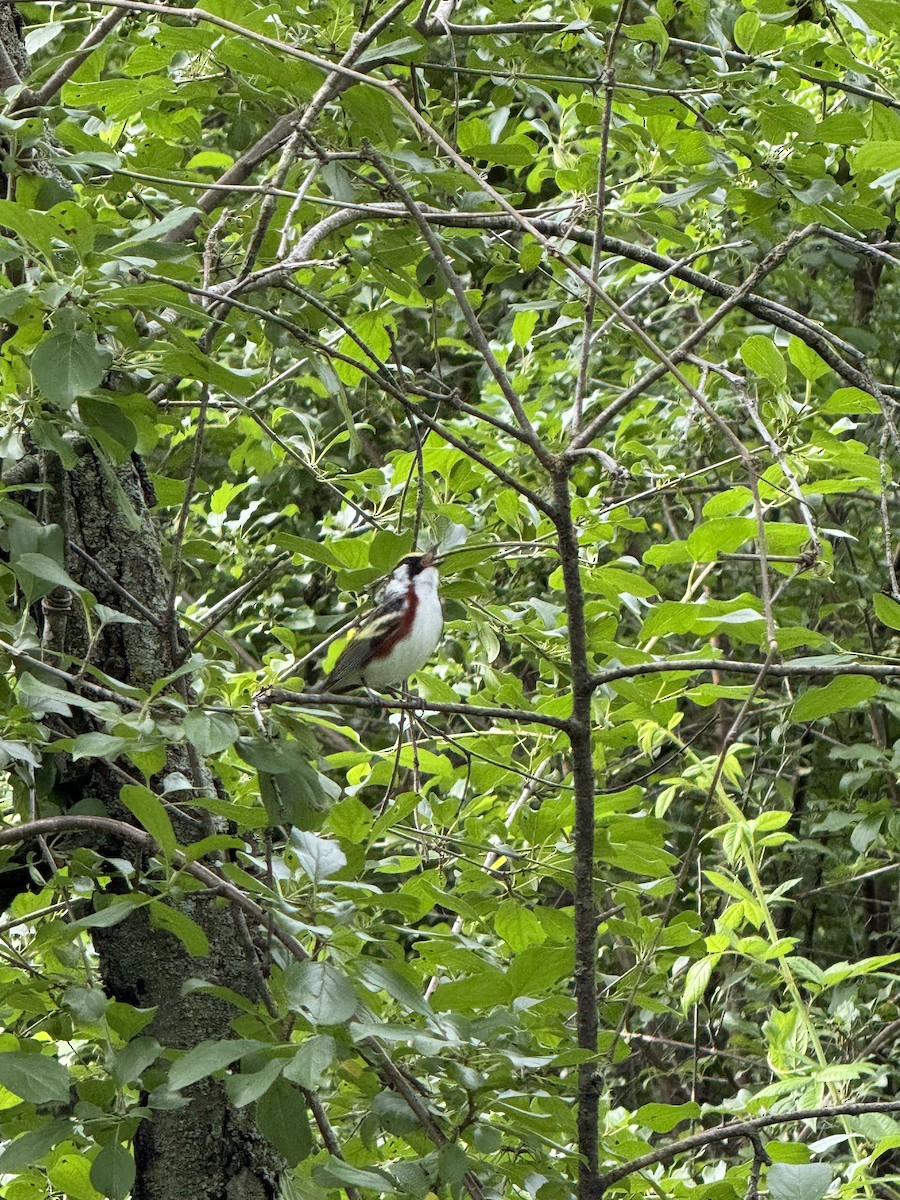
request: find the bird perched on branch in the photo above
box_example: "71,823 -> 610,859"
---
312,548 -> 444,693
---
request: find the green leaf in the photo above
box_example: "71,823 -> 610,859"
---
119,784 -> 176,856
791,675 -> 880,722
639,596 -> 764,639
821,387 -> 880,414
169,1038 -> 267,1091
224,1057 -> 285,1107
111,1036 -> 160,1085
357,961 -> 432,1016
0,199 -> 56,260
636,1102 -> 701,1132
63,986 -> 108,1024
0,1120 -> 74,1172
874,592 -> 900,630
290,830 -> 347,883
32,326 -> 112,407
149,901 -> 210,957
49,1152 -> 104,1200
732,10 -> 760,50
511,309 -> 538,348
494,900 -> 547,952
182,712 -> 239,756
788,337 -> 830,382
313,1157 -> 399,1193
354,35 -> 423,65
283,961 -> 358,1024
0,1050 -> 70,1103
159,338 -> 259,398
686,518 -> 756,562
852,140 -> 900,173
90,1143 -> 135,1200
283,1035 -> 336,1089
681,956 -> 718,1012
113,206 -> 200,247
623,14 -> 670,54
587,566 -> 658,598
740,334 -> 786,385
469,140 -> 536,166
767,1162 -> 833,1200
255,1077 -> 313,1167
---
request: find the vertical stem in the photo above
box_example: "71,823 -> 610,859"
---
552,466 -> 599,1200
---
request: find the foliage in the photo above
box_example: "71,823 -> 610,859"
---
0,0 -> 898,1198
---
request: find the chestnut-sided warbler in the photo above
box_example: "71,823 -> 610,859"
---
312,548 -> 444,692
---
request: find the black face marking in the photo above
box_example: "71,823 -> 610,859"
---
401,554 -> 426,577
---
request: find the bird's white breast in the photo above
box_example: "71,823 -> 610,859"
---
361,566 -> 443,686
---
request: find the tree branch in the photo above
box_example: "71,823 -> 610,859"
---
598,1102 -> 900,1192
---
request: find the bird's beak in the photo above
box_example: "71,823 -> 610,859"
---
420,546 -> 439,568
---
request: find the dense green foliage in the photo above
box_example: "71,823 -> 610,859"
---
0,0 -> 899,1197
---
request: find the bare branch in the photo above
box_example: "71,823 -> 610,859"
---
598,1102 -> 900,1193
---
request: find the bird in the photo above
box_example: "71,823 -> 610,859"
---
311,547 -> 444,693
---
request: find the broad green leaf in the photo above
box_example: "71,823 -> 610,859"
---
313,1158 -> 399,1193
740,334 -> 786,385
587,566 -> 658,598
640,596 -> 764,639
636,1102 -> 700,1132
681,956 -> 719,1012
354,35 -> 422,65
113,206 -> 200,247
159,340 -> 259,398
788,337 -> 830,382
0,1120 -> 74,1172
225,1057 -> 285,1107
12,551 -> 85,602
623,14 -> 670,54
0,199 -> 56,259
111,1036 -> 160,1085
821,387 -> 879,414
852,140 -> 900,173
290,830 -> 347,883
512,309 -> 538,348
791,675 -> 879,722
432,968 -> 511,1012
357,961 -> 432,1016
255,1078 -> 313,1167
283,961 -> 358,1024
283,1035 -> 336,1089
767,1162 -> 833,1200
874,592 -> 900,630
169,1039 -> 267,1091
120,784 -> 176,856
468,140 -> 536,166
63,987 -> 108,1024
32,326 -> 112,407
0,1051 -> 69,1103
494,900 -> 547,952
733,10 -> 760,50
686,518 -> 756,562
49,1153 -> 104,1200
149,902 -> 210,957
182,712 -> 239,756
90,1144 -> 135,1200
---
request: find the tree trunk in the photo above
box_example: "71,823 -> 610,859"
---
0,12 -> 280,1192
54,445 -> 278,1198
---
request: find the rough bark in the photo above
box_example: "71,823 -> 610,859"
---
0,4 -> 281,1181
45,444 -> 280,1199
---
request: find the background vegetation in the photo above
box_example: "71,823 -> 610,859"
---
0,0 -> 898,1198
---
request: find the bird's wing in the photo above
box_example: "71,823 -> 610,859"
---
317,596 -> 405,691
